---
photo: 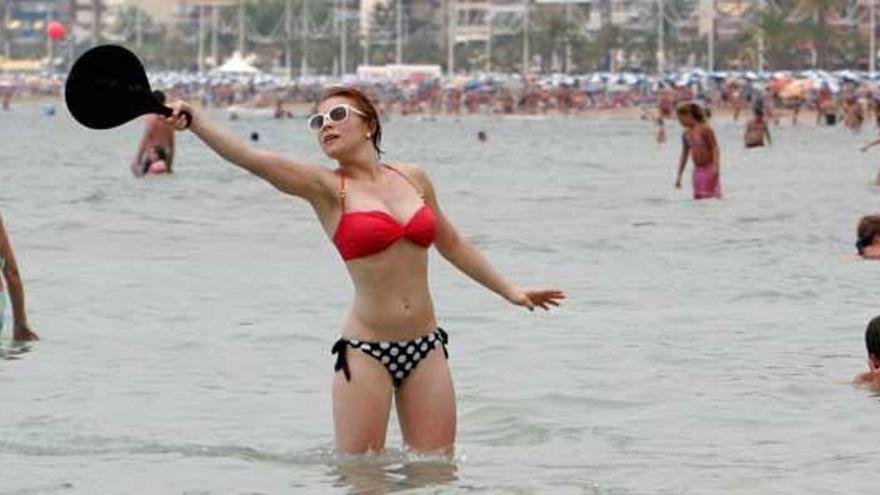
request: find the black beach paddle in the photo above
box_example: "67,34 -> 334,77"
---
65,44 -> 190,130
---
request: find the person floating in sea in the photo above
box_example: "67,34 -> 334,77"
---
853,315 -> 880,390
273,98 -> 292,119
675,102 -> 722,200
844,97 -> 865,133
744,108 -> 772,148
1,85 -> 12,111
855,215 -> 880,258
0,212 -> 37,342
132,91 -> 175,177
162,86 -> 565,455
641,106 -> 667,145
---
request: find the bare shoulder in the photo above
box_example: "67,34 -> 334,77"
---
309,161 -> 343,188
393,162 -> 432,184
394,163 -> 439,195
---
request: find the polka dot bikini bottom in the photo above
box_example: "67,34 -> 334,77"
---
331,328 -> 449,387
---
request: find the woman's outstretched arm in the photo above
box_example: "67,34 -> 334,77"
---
406,165 -> 565,311
165,101 -> 333,202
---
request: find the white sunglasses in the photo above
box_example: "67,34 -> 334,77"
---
308,104 -> 367,132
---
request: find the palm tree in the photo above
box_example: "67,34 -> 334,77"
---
591,17 -> 623,72
747,8 -> 792,69
92,0 -> 102,47
796,0 -> 844,68
0,0 -> 8,58
535,8 -> 578,72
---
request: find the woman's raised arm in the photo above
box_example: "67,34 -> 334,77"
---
165,101 -> 334,202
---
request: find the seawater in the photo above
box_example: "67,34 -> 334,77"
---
1,106 -> 879,494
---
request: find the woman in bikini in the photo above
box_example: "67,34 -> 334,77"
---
675,102 -> 722,200
0,212 -> 37,342
163,87 -> 565,455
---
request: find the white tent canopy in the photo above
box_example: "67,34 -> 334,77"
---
210,52 -> 260,75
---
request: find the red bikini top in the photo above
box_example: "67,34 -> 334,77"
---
333,164 -> 437,261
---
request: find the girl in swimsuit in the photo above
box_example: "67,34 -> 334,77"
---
163,88 -> 565,455
744,108 -> 771,148
0,212 -> 37,341
675,103 -> 722,200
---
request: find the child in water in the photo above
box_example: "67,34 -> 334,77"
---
854,315 -> 880,389
643,106 -> 667,145
655,115 -> 667,145
675,102 -> 722,199
744,108 -> 772,148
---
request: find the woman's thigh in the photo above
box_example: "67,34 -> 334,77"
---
332,350 -> 394,454
394,348 -> 456,454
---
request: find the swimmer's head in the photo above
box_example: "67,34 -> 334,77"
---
676,102 -> 706,126
856,215 -> 880,255
866,316 -> 880,365
250,132 -> 259,142
477,131 -> 487,142
314,86 -> 383,159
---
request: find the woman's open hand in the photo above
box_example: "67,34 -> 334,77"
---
507,288 -> 566,311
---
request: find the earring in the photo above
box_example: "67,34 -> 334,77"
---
366,133 -> 372,139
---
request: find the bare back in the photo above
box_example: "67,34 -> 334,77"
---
143,114 -> 175,148
684,126 -> 715,167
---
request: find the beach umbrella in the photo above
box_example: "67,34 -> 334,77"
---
618,73 -> 639,85
837,70 -> 861,83
768,77 -> 789,93
779,79 -> 811,99
211,52 -> 260,75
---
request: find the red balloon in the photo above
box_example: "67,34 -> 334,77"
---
46,21 -> 65,41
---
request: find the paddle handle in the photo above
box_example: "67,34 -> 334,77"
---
158,105 -> 192,129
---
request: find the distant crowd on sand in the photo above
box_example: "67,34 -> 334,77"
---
8,70 -> 880,120
164,77 -> 880,120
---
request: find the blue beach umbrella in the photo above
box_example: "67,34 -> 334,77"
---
463,79 -> 480,90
